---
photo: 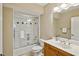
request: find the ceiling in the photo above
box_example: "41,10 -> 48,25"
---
36,3 -> 48,7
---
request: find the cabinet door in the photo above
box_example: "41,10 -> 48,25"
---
58,49 -> 73,56
44,43 -> 58,56
45,47 -> 57,56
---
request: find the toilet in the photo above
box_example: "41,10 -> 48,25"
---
32,39 -> 44,56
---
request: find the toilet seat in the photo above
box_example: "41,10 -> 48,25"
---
32,46 -> 42,52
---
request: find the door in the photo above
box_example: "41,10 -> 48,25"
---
71,17 -> 79,40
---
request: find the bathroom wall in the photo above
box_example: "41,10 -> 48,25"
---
3,7 -> 13,56
3,3 -> 44,15
40,4 -> 60,39
54,8 -> 79,39
0,3 -> 2,54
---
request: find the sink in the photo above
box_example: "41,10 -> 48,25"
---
48,39 -> 71,49
47,38 -> 79,49
51,40 -> 60,43
48,39 -> 60,44
70,44 -> 79,50
69,40 -> 79,46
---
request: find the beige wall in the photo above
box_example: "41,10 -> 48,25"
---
54,8 -> 79,38
3,3 -> 44,15
40,4 -> 58,39
3,7 -> 13,56
0,3 -> 2,54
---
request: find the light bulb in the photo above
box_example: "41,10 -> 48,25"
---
72,3 -> 79,6
27,19 -> 31,22
53,7 -> 62,12
60,4 -> 68,9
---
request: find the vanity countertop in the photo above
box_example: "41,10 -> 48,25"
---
40,39 -> 79,56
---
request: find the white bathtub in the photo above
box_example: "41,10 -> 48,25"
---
13,39 -> 44,56
13,44 -> 38,56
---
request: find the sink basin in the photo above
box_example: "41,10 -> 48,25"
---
48,39 -> 71,49
47,38 -> 79,49
51,40 -> 60,43
69,40 -> 79,46
70,44 -> 79,49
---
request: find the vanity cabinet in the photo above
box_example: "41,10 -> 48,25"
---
44,43 -> 73,56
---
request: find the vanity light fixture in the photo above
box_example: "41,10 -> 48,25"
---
24,22 -> 26,24
27,19 -> 31,22
22,22 -> 24,24
60,4 -> 68,9
53,7 -> 59,11
72,3 -> 79,6
30,22 -> 32,24
17,22 -> 19,24
53,7 -> 62,12
60,3 -> 71,10
35,22 -> 37,24
53,3 -> 79,13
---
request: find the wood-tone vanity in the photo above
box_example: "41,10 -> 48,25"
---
44,43 -> 74,56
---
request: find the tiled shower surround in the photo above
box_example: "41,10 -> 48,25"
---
13,11 -> 39,49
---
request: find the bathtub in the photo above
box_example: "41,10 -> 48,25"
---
13,44 -> 39,56
13,39 -> 44,56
